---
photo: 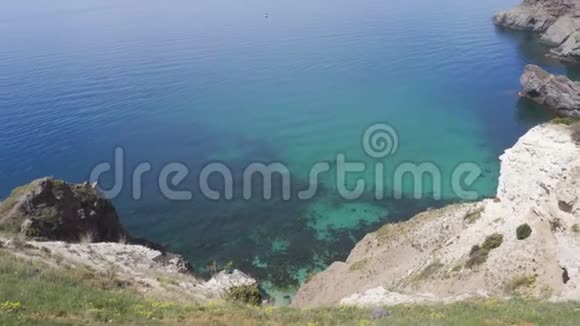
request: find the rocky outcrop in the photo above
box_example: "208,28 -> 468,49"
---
293,123 -> 580,307
0,177 -> 127,242
494,0 -> 580,61
0,237 -> 257,303
520,64 -> 580,117
0,177 -> 259,303
493,0 -> 562,32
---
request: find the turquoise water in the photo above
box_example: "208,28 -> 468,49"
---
0,0 -> 574,300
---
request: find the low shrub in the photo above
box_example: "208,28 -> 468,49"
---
481,233 -> 503,251
224,260 -> 234,274
466,233 -> 504,269
516,224 -> 532,240
466,246 -> 489,269
505,275 -> 536,294
223,285 -> 262,306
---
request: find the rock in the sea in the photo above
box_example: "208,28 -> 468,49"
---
520,64 -> 580,117
0,177 -> 128,242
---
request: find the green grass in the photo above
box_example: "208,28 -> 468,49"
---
1,250 -> 580,325
0,183 -> 35,234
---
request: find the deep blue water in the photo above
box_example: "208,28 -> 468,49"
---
0,0 -> 574,300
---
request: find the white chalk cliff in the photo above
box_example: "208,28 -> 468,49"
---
293,122 -> 580,307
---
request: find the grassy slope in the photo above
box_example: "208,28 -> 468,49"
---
1,251 -> 580,325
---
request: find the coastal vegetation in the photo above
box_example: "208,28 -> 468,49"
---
223,284 -> 263,306
463,206 -> 484,224
466,233 -> 504,269
516,224 -> 533,240
2,251 -> 580,325
551,117 -> 580,125
505,275 -> 537,295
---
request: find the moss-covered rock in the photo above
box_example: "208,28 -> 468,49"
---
0,177 -> 127,242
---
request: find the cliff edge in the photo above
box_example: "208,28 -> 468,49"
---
293,122 -> 580,307
0,177 -> 258,304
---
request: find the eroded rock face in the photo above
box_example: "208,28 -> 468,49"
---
0,177 -> 128,242
494,0 -> 558,32
520,64 -> 580,117
540,15 -> 577,46
494,0 -> 580,61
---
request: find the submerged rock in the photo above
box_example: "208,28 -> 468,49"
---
520,64 -> 580,117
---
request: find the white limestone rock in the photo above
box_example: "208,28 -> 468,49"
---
293,123 -> 580,307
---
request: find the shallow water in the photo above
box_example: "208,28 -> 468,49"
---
0,0 -> 574,301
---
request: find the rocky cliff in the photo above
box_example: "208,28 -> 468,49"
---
0,178 -> 258,304
293,122 -> 580,307
494,0 -> 580,61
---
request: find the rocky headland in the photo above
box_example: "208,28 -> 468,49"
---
293,122 -> 580,307
494,0 -> 580,62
